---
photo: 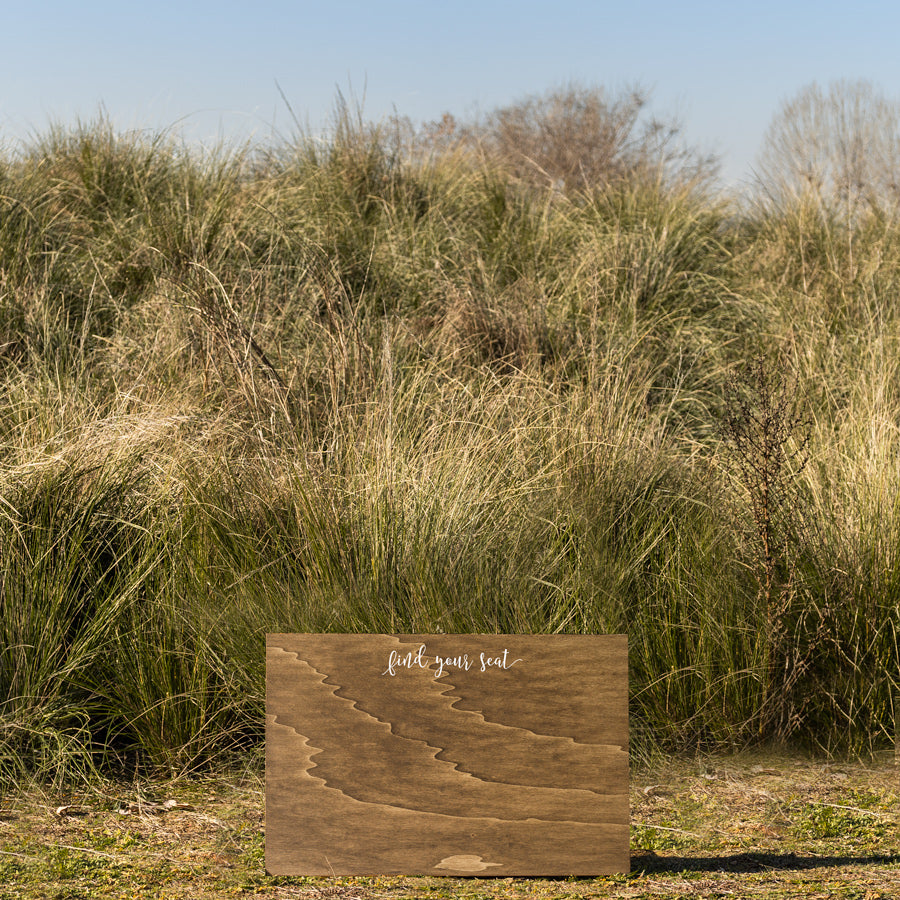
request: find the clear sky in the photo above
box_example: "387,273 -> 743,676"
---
3,1 -> 899,186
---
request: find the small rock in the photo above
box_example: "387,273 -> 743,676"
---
55,805 -> 90,818
642,784 -> 674,797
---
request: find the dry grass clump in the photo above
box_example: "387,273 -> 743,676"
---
0,85 -> 897,783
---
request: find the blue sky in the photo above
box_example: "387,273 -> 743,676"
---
3,1 -> 899,186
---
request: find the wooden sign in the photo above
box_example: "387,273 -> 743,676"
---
266,634 -> 629,876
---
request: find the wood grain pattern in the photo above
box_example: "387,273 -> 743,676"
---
266,634 -> 629,876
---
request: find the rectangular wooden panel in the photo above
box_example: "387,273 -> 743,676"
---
266,634 -> 629,876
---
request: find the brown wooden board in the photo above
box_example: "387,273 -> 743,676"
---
266,634 -> 629,876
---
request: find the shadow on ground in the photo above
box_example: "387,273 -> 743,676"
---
631,851 -> 900,874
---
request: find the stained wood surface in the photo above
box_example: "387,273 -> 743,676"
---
266,634 -> 629,876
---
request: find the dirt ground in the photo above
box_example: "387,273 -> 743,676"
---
0,752 -> 897,899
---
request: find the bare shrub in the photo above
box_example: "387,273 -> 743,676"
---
721,354 -> 816,739
756,79 -> 900,221
425,84 -> 716,193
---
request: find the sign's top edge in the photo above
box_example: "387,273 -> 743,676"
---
265,632 -> 628,638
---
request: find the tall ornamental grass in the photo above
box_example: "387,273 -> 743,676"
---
0,87 -> 897,783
